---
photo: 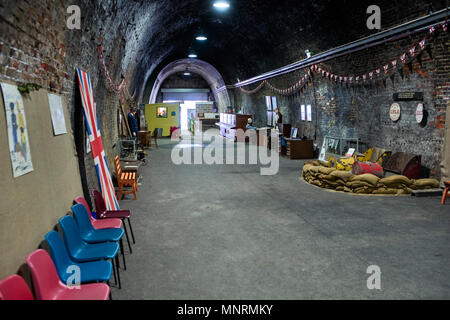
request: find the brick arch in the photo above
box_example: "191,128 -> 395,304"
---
148,59 -> 231,111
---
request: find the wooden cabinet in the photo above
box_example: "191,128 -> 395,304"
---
285,139 -> 314,159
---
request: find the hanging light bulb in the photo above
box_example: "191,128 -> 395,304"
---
188,53 -> 198,58
213,1 -> 230,10
195,35 -> 208,41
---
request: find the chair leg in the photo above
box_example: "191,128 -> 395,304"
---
115,255 -> 122,289
442,187 -> 449,205
118,184 -> 123,201
123,220 -> 133,254
111,258 -> 117,286
128,218 -> 136,244
120,238 -> 126,270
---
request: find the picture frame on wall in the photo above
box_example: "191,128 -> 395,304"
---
157,107 -> 168,118
291,127 -> 298,139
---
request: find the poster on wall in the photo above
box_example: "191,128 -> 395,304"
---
47,93 -> 67,136
0,82 -> 34,178
301,105 -> 306,121
306,105 -> 312,122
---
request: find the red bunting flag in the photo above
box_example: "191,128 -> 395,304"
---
409,46 -> 416,57
429,26 -> 436,34
384,64 -> 389,74
419,39 -> 426,50
400,53 -> 407,64
392,60 -> 397,68
369,72 -> 374,80
443,22 -> 447,32
376,69 -> 381,76
363,74 -> 367,82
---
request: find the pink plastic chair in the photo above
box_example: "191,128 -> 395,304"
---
26,249 -> 110,300
74,196 -> 122,229
0,275 -> 34,300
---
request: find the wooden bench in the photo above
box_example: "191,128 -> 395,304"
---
114,155 -> 138,200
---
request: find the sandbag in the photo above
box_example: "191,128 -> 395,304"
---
352,161 -> 384,178
349,173 -> 380,186
323,175 -> 337,182
347,181 -> 377,189
379,175 -> 412,187
308,166 -> 321,173
372,188 -> 400,195
319,167 -> 336,175
318,160 -> 330,167
330,170 -> 354,182
412,179 -> 440,189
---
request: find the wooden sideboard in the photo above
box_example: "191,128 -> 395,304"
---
285,139 -> 314,159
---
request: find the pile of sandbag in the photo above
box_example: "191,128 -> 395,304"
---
302,161 -> 440,195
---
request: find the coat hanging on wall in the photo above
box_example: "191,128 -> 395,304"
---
76,68 -> 120,211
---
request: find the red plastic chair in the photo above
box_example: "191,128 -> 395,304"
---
27,249 -> 110,300
74,196 -> 122,229
0,275 -> 34,300
92,190 -> 135,253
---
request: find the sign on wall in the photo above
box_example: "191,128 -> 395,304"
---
48,93 -> 67,136
389,103 -> 401,122
393,92 -> 423,101
416,103 -> 424,124
1,82 -> 34,178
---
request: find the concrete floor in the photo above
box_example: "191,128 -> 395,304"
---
113,134 -> 450,300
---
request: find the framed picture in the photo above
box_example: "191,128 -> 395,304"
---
157,107 -> 168,118
306,105 -> 312,122
291,127 -> 298,139
301,105 -> 306,121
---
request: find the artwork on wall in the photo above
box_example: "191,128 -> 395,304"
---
48,93 -> 67,136
306,105 -> 312,122
1,82 -> 34,178
301,104 -> 306,121
157,107 -> 168,118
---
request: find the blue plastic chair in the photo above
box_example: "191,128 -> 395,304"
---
72,204 -> 127,270
58,215 -> 122,289
45,231 -> 112,284
72,204 -> 124,243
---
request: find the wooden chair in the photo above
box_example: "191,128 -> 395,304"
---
114,155 -> 138,200
442,181 -> 450,205
151,128 -> 161,149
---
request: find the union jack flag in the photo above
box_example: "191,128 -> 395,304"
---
76,68 -> 120,211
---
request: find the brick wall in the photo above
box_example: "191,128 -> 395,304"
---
233,29 -> 449,178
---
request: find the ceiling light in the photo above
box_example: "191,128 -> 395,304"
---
195,35 -> 208,41
213,1 -> 230,9
188,54 -> 198,58
183,72 -> 191,76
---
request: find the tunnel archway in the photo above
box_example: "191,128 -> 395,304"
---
148,59 -> 231,111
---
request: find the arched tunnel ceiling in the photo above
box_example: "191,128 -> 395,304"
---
106,0 -> 447,102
